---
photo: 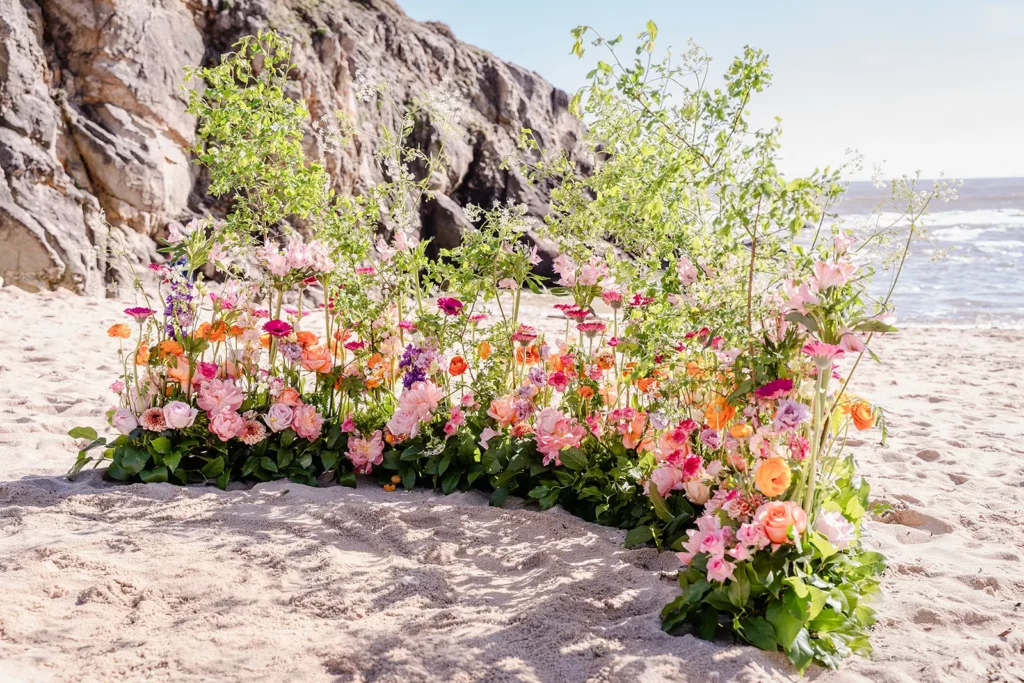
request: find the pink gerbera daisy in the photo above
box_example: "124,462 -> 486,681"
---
124,307 -> 155,321
263,319 -> 293,337
577,321 -> 607,338
437,297 -> 464,316
511,325 -> 537,343
564,307 -> 590,321
802,341 -> 845,364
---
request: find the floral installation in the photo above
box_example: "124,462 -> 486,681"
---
68,28 -> 958,674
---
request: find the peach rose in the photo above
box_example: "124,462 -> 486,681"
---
301,346 -> 333,374
851,401 -> 876,431
487,396 -> 517,428
277,387 -> 302,406
754,457 -> 792,497
753,501 -> 807,545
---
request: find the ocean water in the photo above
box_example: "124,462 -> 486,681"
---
834,178 -> 1024,328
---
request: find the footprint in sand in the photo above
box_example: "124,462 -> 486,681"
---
915,449 -> 941,462
947,473 -> 970,485
885,509 -> 954,536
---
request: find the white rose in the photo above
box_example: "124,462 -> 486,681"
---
814,510 -> 856,550
163,401 -> 198,429
112,408 -> 139,435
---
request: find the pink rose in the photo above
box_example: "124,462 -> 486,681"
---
487,396 -> 518,428
292,404 -> 324,441
112,408 -> 138,435
163,401 -> 198,429
706,556 -> 736,583
648,464 -> 684,497
534,407 -> 586,466
264,403 -> 293,433
210,411 -> 246,441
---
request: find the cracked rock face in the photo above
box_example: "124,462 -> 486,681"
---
0,0 -> 586,293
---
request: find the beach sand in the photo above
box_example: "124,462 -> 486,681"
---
1,286 -> 1022,682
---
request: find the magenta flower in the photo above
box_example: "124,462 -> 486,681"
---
355,266 -> 376,275
564,307 -> 590,321
802,341 -> 845,363
754,378 -> 794,400
344,340 -> 366,351
577,321 -> 607,338
628,293 -> 655,307
124,307 -> 155,321
511,324 -> 537,343
263,319 -> 293,338
437,297 -> 464,316
600,289 -> 623,309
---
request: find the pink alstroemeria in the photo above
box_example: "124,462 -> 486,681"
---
812,260 -> 856,292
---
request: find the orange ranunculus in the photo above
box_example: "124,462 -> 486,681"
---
477,341 -> 492,360
754,500 -> 807,545
135,344 -> 151,366
295,330 -> 319,348
851,401 -> 877,430
704,396 -> 736,430
516,344 -> 540,365
755,457 -> 792,497
301,346 -> 333,374
278,387 -> 302,406
333,328 -> 352,343
449,356 -> 468,376
107,323 -> 131,339
636,377 -> 658,394
157,340 -> 184,358
577,386 -> 595,400
836,392 -> 856,415
729,422 -> 752,439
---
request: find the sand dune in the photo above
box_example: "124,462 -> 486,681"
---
1,286 -> 1022,682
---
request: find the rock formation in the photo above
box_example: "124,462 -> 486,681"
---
0,0 -> 586,292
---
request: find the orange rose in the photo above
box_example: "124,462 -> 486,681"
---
449,356 -> 468,376
729,422 -> 752,439
704,396 -> 736,430
278,387 -> 302,406
157,340 -> 184,358
295,330 -> 319,348
301,346 -> 333,374
851,401 -> 876,430
477,341 -> 492,360
107,323 -> 131,339
755,457 -> 792,497
135,344 -> 151,366
754,500 -> 807,545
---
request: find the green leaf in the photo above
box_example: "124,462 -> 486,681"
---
338,471 -> 357,488
150,436 -> 172,454
441,466 -> 463,494
559,447 -> 588,471
119,447 -> 149,476
786,628 -> 815,674
784,311 -> 819,333
260,456 -> 278,473
624,525 -> 654,547
321,450 -> 339,471
280,429 -> 296,447
767,599 -> 804,650
489,487 -> 509,507
727,569 -> 751,609
69,426 -> 99,441
201,456 -> 225,478
140,466 -> 169,483
399,462 -> 417,490
481,447 -> 503,475
740,616 -> 777,651
647,482 -> 675,523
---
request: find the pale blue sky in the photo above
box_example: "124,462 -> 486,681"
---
400,0 -> 1024,180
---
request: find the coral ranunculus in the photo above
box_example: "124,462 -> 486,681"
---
703,396 -> 736,430
449,356 -> 468,376
107,323 -> 131,339
755,457 -> 792,497
753,501 -> 808,545
851,400 -> 877,430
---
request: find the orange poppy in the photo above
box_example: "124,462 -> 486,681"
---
477,341 -> 492,360
295,330 -> 319,348
156,340 -> 184,358
135,344 -> 151,366
704,396 -> 736,430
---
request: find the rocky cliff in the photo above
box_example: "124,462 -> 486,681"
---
0,0 -> 586,293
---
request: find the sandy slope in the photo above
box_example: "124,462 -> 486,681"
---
0,286 -> 1022,682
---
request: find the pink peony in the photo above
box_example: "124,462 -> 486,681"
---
346,430 -> 384,474
112,408 -> 138,435
264,403 -> 293,432
814,510 -> 857,550
676,256 -> 698,286
197,379 -> 244,416
210,411 -> 245,441
292,404 -> 324,441
162,401 -> 198,429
